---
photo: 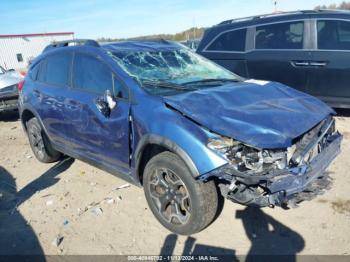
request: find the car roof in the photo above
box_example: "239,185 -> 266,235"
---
215,9 -> 350,28
197,9 -> 350,52
102,40 -> 182,52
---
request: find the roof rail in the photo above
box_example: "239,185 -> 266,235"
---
218,10 -> 319,26
43,39 -> 100,52
317,8 -> 350,13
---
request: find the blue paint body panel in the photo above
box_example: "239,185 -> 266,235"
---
164,81 -> 335,149
19,41 -> 334,185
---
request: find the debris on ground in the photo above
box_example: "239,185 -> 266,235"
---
79,171 -> 86,176
46,200 -> 54,206
51,235 -> 64,247
63,219 -> 69,226
113,184 -> 130,191
41,194 -> 54,198
90,207 -> 103,216
104,197 -> 115,204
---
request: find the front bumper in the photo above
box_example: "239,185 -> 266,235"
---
0,88 -> 19,112
0,96 -> 18,112
203,132 -> 342,208
268,132 -> 342,206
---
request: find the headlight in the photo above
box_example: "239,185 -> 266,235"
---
207,137 -> 287,173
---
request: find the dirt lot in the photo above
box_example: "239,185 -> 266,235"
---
0,111 -> 350,257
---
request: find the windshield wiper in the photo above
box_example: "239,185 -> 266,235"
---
140,79 -> 197,91
183,78 -> 240,86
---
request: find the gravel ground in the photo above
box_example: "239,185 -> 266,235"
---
0,110 -> 349,257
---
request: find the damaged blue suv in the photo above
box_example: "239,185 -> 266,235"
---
19,39 -> 342,235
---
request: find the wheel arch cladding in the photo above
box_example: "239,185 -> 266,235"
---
21,109 -> 36,130
135,134 -> 200,184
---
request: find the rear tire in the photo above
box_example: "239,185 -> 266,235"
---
26,118 -> 61,163
143,151 -> 219,235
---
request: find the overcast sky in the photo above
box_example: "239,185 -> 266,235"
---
0,0 -> 345,38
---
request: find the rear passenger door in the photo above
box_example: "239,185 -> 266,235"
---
308,19 -> 350,107
246,20 -> 311,93
34,52 -> 73,148
64,52 -> 130,173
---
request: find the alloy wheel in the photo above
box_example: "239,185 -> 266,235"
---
148,168 -> 191,225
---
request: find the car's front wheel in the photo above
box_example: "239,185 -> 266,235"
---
143,151 -> 219,235
26,117 -> 61,163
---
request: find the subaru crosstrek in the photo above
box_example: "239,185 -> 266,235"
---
19,39 -> 342,235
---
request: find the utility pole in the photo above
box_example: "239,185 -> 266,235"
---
273,0 -> 278,12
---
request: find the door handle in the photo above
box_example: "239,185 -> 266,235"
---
291,61 -> 310,67
309,61 -> 328,67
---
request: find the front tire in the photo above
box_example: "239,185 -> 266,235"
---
26,118 -> 61,163
143,151 -> 219,235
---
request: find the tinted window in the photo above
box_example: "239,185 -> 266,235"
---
37,60 -> 47,82
16,53 -> 23,62
318,20 -> 350,50
73,54 -> 112,94
207,29 -> 246,51
29,62 -> 41,81
255,21 -> 304,49
41,53 -> 72,86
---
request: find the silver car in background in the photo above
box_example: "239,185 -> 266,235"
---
0,66 -> 22,112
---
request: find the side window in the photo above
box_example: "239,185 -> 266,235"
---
317,20 -> 350,50
37,60 -> 47,83
206,29 -> 246,51
39,53 -> 72,86
255,21 -> 304,49
16,53 -> 23,62
29,62 -> 41,81
113,76 -> 128,99
73,54 -> 112,94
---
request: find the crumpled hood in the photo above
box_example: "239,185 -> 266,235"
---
164,81 -> 334,149
0,71 -> 22,89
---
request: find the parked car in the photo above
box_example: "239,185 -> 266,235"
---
0,66 -> 22,113
19,39 -> 342,234
197,9 -> 350,108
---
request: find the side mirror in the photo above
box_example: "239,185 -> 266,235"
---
95,99 -> 111,117
105,90 -> 117,110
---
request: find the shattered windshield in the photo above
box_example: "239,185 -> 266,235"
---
109,47 -> 240,95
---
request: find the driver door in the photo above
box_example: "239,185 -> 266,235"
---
63,52 -> 130,173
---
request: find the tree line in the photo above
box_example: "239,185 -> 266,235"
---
315,1 -> 350,10
98,2 -> 350,42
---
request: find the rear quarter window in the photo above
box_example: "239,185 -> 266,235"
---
206,28 -> 246,52
28,62 -> 41,81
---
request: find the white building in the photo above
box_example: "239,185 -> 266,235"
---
0,32 -> 74,71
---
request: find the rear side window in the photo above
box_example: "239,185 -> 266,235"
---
29,62 -> 41,80
255,21 -> 304,49
73,54 -> 112,94
38,53 -> 72,86
317,20 -> 350,50
206,29 -> 246,51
